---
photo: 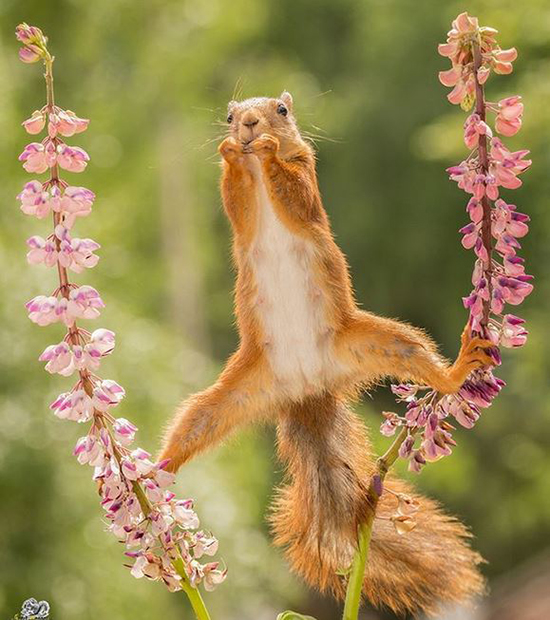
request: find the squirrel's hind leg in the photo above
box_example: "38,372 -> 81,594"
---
336,311 -> 494,394
158,350 -> 274,472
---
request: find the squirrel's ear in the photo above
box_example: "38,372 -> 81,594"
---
280,91 -> 293,111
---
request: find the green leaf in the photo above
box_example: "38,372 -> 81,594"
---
277,612 -> 317,620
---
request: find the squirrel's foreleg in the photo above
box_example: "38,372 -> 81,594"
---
249,134 -> 319,226
219,137 -> 258,242
158,352 -> 272,472
337,311 -> 494,394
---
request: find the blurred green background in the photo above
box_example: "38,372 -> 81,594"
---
0,1 -> 549,619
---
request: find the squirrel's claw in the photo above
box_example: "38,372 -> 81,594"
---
445,336 -> 495,393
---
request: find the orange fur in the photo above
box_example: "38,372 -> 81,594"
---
273,394 -> 485,617
159,93 -> 492,616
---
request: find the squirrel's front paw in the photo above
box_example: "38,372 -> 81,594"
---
218,136 -> 243,163
248,133 -> 279,158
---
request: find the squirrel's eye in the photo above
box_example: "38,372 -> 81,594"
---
277,104 -> 288,117
227,114 -> 233,124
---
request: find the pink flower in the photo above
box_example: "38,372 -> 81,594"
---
438,42 -> 459,59
447,74 -> 475,106
39,341 -> 74,375
60,186 -> 95,226
493,199 -> 530,241
494,48 -> 518,63
494,275 -> 533,307
49,109 -> 89,137
438,67 -> 460,87
22,110 -> 46,134
485,174 -> 499,200
149,511 -> 172,536
421,413 -> 456,461
501,314 -> 528,348
404,402 -> 428,427
18,180 -> 51,218
161,572 -> 183,592
453,12 -> 479,35
477,66 -> 490,84
495,96 -> 523,136
447,162 -> 476,194
502,255 -> 524,277
463,289 -> 485,331
113,418 -> 137,446
26,235 -> 57,267
490,138 -> 531,190
466,197 -> 483,223
129,553 -> 161,580
26,294 -> 58,326
143,478 -> 164,503
154,466 -> 176,489
492,49 -> 517,76
55,225 -> 100,272
390,384 -> 419,401
92,379 -> 126,411
459,222 -> 479,249
121,457 -> 140,481
459,373 -> 505,409
68,285 -> 105,322
398,435 -> 415,459
449,399 -> 481,429
57,144 -> 90,173
72,344 -> 102,372
202,563 -> 227,592
463,113 -> 492,149
131,448 -> 156,476
173,500 -> 200,529
18,45 -> 42,63
408,450 -> 426,473
35,287 -> 103,328
74,434 -> 107,467
18,142 -> 55,173
90,328 -> 116,355
50,389 -> 94,423
380,411 -> 401,437
15,23 -> 45,46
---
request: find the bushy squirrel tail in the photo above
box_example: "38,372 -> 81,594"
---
270,393 -> 485,617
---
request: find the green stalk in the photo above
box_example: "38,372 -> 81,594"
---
341,427 -> 409,620
342,517 -> 374,620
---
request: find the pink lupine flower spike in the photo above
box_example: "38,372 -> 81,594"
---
16,23 -> 222,620
382,13 -> 531,479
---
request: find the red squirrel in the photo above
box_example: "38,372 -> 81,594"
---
159,92 -> 493,616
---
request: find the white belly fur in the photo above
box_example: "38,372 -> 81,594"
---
249,160 -> 337,395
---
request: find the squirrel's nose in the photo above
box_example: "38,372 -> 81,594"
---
242,111 -> 260,128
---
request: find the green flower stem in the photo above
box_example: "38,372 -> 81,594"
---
341,516 -> 374,620
342,427 -> 409,620
36,37 -> 212,620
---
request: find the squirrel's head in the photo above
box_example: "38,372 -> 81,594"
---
226,92 -> 308,158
